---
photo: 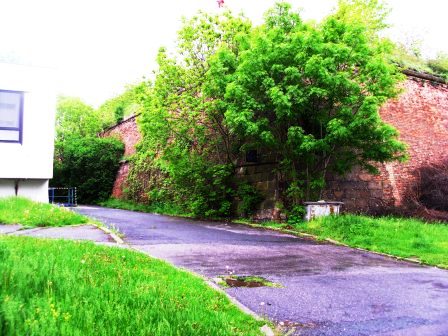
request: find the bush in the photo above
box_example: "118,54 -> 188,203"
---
126,153 -> 234,218
428,53 -> 448,78
235,183 -> 263,217
166,160 -> 235,218
287,205 -> 306,225
52,137 -> 124,204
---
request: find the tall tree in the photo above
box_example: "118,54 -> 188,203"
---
55,96 -> 101,141
206,2 -> 407,203
133,11 -> 252,216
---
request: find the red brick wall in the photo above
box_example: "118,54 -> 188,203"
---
103,76 -> 448,214
325,76 -> 448,213
102,115 -> 141,157
110,162 -> 129,199
101,115 -> 141,199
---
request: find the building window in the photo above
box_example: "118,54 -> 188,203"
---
0,90 -> 24,143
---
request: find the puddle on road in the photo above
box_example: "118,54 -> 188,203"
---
215,275 -> 282,288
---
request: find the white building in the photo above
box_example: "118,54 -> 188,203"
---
0,63 -> 56,202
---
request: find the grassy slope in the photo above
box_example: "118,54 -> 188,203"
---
0,197 -> 88,227
255,215 -> 448,268
0,236 -> 263,336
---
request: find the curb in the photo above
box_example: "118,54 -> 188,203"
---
95,225 -> 124,244
205,279 -> 275,336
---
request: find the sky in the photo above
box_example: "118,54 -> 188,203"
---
1,0 -> 447,107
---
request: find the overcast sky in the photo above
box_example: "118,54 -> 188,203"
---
1,0 -> 447,107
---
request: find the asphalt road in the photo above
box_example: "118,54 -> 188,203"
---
75,206 -> 448,336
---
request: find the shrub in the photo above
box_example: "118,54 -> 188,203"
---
52,137 -> 124,204
287,205 -> 306,225
235,183 -> 263,217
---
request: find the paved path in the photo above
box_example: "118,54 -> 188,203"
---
75,206 -> 448,336
0,224 -> 114,243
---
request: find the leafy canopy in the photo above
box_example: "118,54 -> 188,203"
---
55,96 -> 101,142
206,2 -> 406,200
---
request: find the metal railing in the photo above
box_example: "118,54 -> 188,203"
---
48,187 -> 77,207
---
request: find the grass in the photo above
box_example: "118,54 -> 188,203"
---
0,236 -> 263,336
249,215 -> 448,268
0,197 -> 88,227
100,198 -> 191,218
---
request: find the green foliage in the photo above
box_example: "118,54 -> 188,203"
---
133,11 -> 252,217
286,205 -> 306,225
391,41 -> 448,79
235,183 -> 263,217
114,105 -> 125,123
0,236 -> 263,336
207,2 -> 406,204
428,52 -> 448,78
55,97 -> 102,142
128,2 -> 408,217
97,82 -> 150,127
391,41 -> 433,73
127,154 -> 235,218
334,0 -> 390,34
54,94 -> 125,204
52,137 -> 124,204
0,197 -> 88,227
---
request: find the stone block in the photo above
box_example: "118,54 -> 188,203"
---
368,181 -> 383,190
359,173 -> 373,182
255,181 -> 269,192
370,190 -> 383,198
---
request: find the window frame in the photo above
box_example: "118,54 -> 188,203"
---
0,89 -> 24,144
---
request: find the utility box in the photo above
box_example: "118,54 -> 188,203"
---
304,201 -> 343,221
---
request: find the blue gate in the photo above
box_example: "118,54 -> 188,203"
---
48,187 -> 77,207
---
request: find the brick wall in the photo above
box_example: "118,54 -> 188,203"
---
102,74 -> 448,216
101,115 -> 141,157
324,75 -> 448,213
101,115 -> 141,198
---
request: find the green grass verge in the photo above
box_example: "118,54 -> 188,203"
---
248,215 -> 448,268
100,198 -> 192,218
0,236 -> 263,336
0,197 -> 88,227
